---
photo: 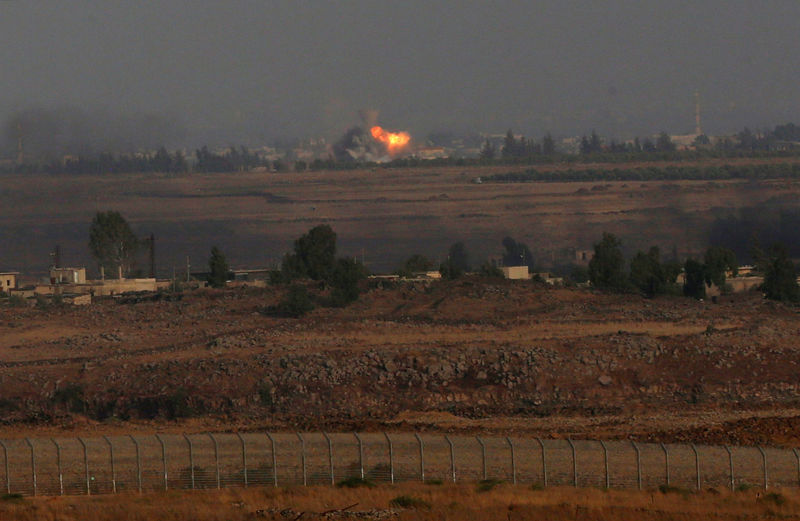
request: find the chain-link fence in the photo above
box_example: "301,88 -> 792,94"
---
0,433 -> 798,496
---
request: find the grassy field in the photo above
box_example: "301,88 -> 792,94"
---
2,482 -> 799,520
2,158 -> 800,274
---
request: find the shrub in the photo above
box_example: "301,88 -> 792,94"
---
52,384 -> 86,414
760,492 -> 787,506
257,383 -> 273,406
476,478 -> 504,492
425,478 -> 443,485
659,484 -> 691,496
1,493 -> 23,502
277,284 -> 314,317
7,294 -> 26,307
389,495 -> 430,509
336,477 -> 375,488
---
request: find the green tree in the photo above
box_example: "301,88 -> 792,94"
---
683,258 -> 707,299
398,254 -> 433,276
703,246 -> 737,289
88,211 -> 140,277
656,132 -> 676,152
759,244 -> 799,302
502,129 -> 517,158
478,262 -> 504,278
278,284 -> 315,317
329,258 -> 367,306
439,242 -> 469,280
588,232 -> 626,291
207,246 -> 229,288
542,133 -> 556,155
447,242 -> 470,272
629,247 -> 667,297
282,224 -> 337,281
501,236 -> 534,269
479,139 -> 496,160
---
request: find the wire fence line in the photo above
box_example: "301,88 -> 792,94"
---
0,432 -> 799,496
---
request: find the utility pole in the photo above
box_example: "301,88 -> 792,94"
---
694,91 -> 702,135
148,234 -> 155,279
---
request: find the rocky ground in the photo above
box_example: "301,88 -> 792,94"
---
1,278 -> 799,446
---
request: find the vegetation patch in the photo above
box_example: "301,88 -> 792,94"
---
336,477 -> 375,489
477,479 -> 505,492
389,495 -> 430,509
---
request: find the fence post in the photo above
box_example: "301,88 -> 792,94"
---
793,448 -> 800,488
130,435 -> 142,493
0,440 -> 8,494
690,443 -> 700,491
724,446 -> 734,491
236,433 -> 248,487
52,439 -> 64,496
384,433 -> 394,484
660,443 -> 670,486
631,441 -> 642,490
323,432 -> 334,485
103,436 -> 116,494
536,438 -> 547,488
599,440 -> 610,489
24,438 -> 36,496
476,437 -> 487,480
758,446 -> 768,490
265,432 -> 278,487
567,438 -> 577,487
353,432 -> 364,479
78,437 -> 90,495
445,436 -> 456,483
184,435 -> 195,490
155,434 -> 168,491
296,433 -> 307,486
506,437 -> 516,485
414,433 -> 425,483
208,433 -> 221,489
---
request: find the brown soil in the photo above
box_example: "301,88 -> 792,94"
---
1,280 -> 799,447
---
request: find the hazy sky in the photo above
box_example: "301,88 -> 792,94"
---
1,1 -> 799,147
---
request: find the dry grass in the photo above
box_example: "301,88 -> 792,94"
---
2,483 -> 799,521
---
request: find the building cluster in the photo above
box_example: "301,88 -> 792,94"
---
0,266 -> 165,305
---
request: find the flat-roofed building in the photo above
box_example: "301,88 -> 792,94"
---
0,272 -> 18,293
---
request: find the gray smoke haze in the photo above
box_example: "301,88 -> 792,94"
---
4,107 -> 186,159
1,1 -> 799,150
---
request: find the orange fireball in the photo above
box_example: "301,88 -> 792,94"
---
370,126 -> 411,156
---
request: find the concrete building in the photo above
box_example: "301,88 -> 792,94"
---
0,272 -> 18,293
502,266 -> 529,280
50,267 -> 86,284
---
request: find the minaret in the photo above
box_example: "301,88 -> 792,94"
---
694,91 -> 702,135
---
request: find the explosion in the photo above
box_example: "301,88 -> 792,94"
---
370,126 -> 411,157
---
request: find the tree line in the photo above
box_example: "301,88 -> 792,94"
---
4,122 -> 800,176
587,232 -> 798,302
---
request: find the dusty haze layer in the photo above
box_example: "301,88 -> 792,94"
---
1,1 -> 800,151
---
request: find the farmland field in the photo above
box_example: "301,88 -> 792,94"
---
1,157 -> 800,275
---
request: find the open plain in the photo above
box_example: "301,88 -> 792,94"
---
1,277 -> 800,447
2,157 -> 800,274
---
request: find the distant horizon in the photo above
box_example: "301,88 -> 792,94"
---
3,105 -> 796,161
2,2 -> 799,154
